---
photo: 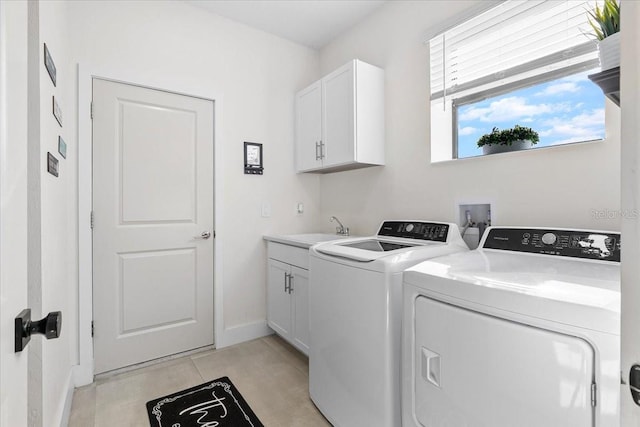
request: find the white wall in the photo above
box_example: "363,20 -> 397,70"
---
37,0 -> 78,425
65,0 -> 320,338
317,0 -> 621,235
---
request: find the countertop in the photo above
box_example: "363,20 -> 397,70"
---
263,233 -> 353,249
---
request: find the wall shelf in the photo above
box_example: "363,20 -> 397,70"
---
588,67 -> 620,107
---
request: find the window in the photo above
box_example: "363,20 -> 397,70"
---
456,71 -> 604,158
429,0 -> 605,161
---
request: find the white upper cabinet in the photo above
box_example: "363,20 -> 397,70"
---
296,60 -> 385,173
296,81 -> 323,172
322,64 -> 355,167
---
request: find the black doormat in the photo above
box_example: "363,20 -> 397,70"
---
146,376 -> 264,427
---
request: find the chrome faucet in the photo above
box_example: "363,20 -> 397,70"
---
330,216 -> 349,236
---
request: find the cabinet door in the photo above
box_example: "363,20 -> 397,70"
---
296,81 -> 323,172
267,259 -> 292,338
322,61 -> 355,167
291,266 -> 310,355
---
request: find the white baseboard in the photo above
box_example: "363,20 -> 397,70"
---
217,320 -> 273,348
72,360 -> 94,388
58,371 -> 75,427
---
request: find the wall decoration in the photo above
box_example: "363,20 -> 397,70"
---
47,152 -> 59,177
44,43 -> 56,87
52,96 -> 62,127
58,136 -> 67,159
244,142 -> 263,175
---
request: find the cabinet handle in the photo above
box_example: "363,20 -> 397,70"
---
320,140 -> 325,159
288,274 -> 294,294
315,141 -> 321,161
284,273 -> 290,293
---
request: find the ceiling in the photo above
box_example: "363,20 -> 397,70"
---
186,0 -> 387,50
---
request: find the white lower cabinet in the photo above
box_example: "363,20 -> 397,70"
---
267,243 -> 310,355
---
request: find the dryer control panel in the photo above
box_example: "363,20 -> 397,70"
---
483,228 -> 620,262
377,221 -> 449,242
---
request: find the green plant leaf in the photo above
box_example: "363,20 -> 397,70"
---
476,125 -> 539,148
586,0 -> 620,40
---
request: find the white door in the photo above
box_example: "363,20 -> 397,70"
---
267,259 -> 291,338
322,61 -> 355,167
621,2 -> 640,424
0,1 -> 29,424
291,266 -> 309,354
296,81 -> 322,172
92,79 -> 214,374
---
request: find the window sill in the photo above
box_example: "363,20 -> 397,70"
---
430,138 -> 606,165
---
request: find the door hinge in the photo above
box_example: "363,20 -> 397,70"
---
91,321 -> 94,337
90,101 -> 94,120
591,383 -> 597,407
90,211 -> 94,229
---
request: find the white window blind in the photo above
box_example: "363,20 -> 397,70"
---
430,0 -> 599,101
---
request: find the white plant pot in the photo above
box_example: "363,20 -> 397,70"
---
598,32 -> 621,71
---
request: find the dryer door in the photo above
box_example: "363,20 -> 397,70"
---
413,296 -> 594,427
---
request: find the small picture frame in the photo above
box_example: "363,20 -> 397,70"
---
47,152 -> 59,177
58,136 -> 67,159
52,96 -> 62,127
244,142 -> 263,175
44,43 -> 56,87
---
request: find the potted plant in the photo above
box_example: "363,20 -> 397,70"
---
477,125 -> 539,155
587,0 -> 620,70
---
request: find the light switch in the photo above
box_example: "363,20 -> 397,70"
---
296,203 -> 304,214
261,202 -> 271,218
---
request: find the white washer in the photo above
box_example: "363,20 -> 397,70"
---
309,221 -> 469,427
402,226 -> 620,427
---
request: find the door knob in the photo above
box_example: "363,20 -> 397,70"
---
15,309 -> 62,352
195,231 -> 212,239
630,364 -> 640,405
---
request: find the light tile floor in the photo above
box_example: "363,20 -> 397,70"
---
68,335 -> 331,427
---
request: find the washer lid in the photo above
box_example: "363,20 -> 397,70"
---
313,221 -> 468,263
338,239 -> 417,252
404,249 -> 620,334
315,237 -> 435,262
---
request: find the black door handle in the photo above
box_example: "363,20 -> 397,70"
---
15,309 -> 62,352
631,364 -> 640,405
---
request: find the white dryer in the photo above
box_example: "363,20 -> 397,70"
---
309,221 -> 469,427
402,227 -> 620,427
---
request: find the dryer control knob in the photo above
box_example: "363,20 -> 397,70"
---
541,232 -> 557,245
406,224 -> 414,232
